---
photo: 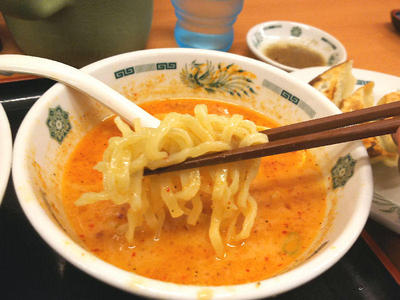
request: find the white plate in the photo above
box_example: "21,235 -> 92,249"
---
0,103 -> 12,204
291,67 -> 400,234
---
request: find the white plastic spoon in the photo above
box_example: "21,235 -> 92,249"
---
0,54 -> 160,128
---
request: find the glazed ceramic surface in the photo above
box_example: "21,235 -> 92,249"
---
12,49 -> 372,299
246,21 -> 347,72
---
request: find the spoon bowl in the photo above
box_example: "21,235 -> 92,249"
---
0,54 -> 160,128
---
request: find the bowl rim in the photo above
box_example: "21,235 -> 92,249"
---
0,103 -> 12,205
12,48 -> 371,299
246,20 -> 348,72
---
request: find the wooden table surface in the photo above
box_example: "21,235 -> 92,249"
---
1,0 -> 399,79
148,0 -> 400,76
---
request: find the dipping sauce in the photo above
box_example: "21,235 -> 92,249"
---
264,42 -> 326,69
62,99 -> 327,286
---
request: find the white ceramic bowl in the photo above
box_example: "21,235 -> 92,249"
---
246,21 -> 347,72
0,103 -> 12,204
12,48 -> 372,299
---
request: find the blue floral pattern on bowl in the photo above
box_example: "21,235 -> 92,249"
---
331,154 -> 356,189
46,105 -> 72,144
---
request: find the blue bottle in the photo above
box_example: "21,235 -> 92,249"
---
171,0 -> 244,52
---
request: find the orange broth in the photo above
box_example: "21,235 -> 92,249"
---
62,99 -> 327,286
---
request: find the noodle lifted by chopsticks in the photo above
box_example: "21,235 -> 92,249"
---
75,104 -> 268,258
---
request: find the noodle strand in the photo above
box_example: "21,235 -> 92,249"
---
76,104 -> 268,257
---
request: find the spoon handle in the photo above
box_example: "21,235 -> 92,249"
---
0,54 -> 160,128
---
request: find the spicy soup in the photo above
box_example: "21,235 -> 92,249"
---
62,99 -> 327,286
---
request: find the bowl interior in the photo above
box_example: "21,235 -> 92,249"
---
13,49 -> 371,299
247,21 -> 347,72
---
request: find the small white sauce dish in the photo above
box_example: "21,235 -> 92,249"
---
246,21 -> 347,72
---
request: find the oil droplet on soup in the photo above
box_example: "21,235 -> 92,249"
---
264,42 -> 326,68
62,99 -> 328,286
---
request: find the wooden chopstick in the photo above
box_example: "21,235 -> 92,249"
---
144,101 -> 400,176
263,100 -> 400,141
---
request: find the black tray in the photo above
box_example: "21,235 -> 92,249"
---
0,78 -> 55,111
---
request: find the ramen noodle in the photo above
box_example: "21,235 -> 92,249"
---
63,99 -> 327,285
75,103 -> 268,257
